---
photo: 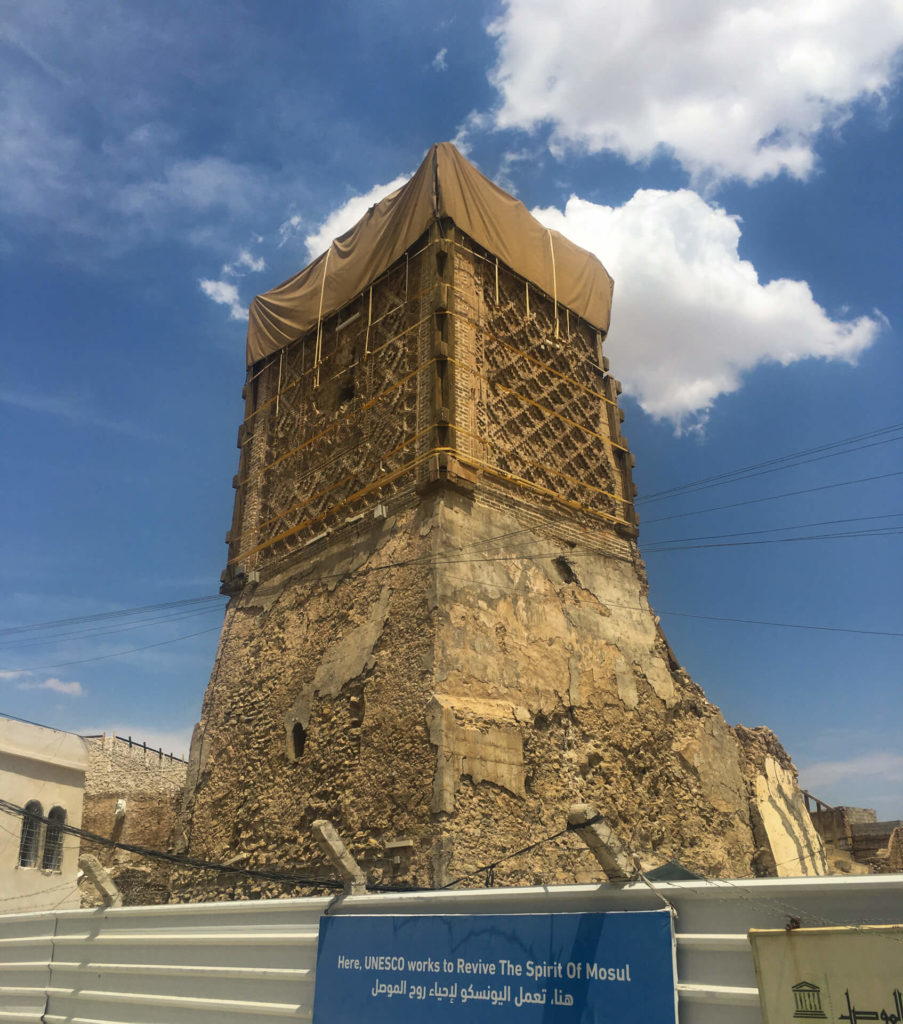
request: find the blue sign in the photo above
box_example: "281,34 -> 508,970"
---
312,909 -> 676,1022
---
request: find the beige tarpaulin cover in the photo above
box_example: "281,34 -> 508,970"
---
246,142 -> 614,365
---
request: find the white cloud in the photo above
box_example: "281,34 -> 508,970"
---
278,214 -> 304,247
222,249 -> 266,276
433,47 -> 448,71
799,751 -> 903,819
304,176 -> 409,261
488,0 -> 903,184
116,157 -> 262,222
802,751 -> 903,789
199,279 -> 247,321
533,189 -> 882,430
0,387 -> 158,439
17,677 -> 83,696
0,670 -> 30,680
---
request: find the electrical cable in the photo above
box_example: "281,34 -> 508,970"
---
6,522 -> 901,672
0,596 -> 225,637
2,625 -> 223,673
637,422 -> 903,504
0,798 -> 346,892
640,470 -> 903,525
640,511 -> 903,548
0,799 -> 418,896
0,604 -> 225,651
439,574 -> 903,637
643,525 -> 903,552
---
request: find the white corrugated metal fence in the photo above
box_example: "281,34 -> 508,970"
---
1,874 -> 901,1023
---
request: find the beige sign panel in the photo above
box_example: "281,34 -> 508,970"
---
749,925 -> 903,1023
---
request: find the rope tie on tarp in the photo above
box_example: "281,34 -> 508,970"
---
314,247 -> 330,387
546,228 -> 559,338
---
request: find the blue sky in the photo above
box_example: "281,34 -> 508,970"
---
1,1 -> 901,819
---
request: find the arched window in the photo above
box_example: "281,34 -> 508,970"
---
18,801 -> 43,868
41,807 -> 66,871
291,722 -> 307,759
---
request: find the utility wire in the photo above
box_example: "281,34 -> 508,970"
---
0,798 -> 347,892
640,511 -> 903,548
641,470 -> 903,525
7,529 -> 902,670
0,604 -> 224,651
2,626 -> 223,673
440,574 -> 903,637
0,596 -> 225,637
637,422 -> 903,504
654,609 -> 903,638
644,526 -> 903,553
0,798 -> 414,895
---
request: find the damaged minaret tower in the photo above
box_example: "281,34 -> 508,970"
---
181,143 -> 824,892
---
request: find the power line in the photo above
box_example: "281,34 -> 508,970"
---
639,512 -> 903,548
440,574 -> 903,637
640,470 -> 903,526
0,798 -> 346,892
637,422 -> 903,504
0,596 -> 225,637
6,525 -> 901,672
0,799 -> 416,895
2,625 -> 223,673
655,608 -> 903,638
644,526 -> 903,553
0,604 -> 224,651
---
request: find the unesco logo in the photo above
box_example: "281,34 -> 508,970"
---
792,981 -> 827,1019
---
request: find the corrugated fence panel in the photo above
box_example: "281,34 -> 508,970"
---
0,911 -> 54,1023
0,874 -> 900,1023
326,874 -> 903,1023
44,900 -> 323,1024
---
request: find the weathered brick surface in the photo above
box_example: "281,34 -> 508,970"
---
175,230 -> 824,901
80,736 -> 187,905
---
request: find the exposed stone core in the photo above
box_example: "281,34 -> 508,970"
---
178,212 -> 823,896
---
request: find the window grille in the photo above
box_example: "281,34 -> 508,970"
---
18,801 -> 43,868
42,806 -> 66,871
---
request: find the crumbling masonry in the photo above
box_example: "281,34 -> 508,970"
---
177,144 -> 824,897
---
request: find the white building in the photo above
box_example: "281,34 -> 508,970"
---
0,715 -> 89,912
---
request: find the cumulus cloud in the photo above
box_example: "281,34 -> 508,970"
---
199,279 -> 247,321
222,249 -> 266,276
433,47 -> 448,71
17,677 -> 83,696
533,189 -> 882,429
304,176 -> 409,261
488,0 -> 903,183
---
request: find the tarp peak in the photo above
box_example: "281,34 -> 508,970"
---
246,142 -> 613,365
